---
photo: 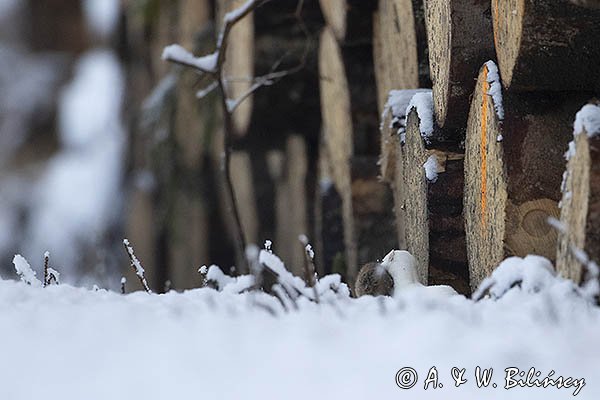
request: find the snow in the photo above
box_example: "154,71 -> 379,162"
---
12,254 -> 41,287
423,155 -> 439,182
472,255 -> 557,301
224,0 -> 256,24
82,0 -> 120,39
205,264 -> 255,294
574,103 -> 600,137
161,44 -> 218,73
485,60 -> 504,121
407,91 -> 435,142
0,249 -> 599,399
382,89 -> 431,143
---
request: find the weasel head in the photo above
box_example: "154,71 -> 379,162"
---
381,250 -> 420,290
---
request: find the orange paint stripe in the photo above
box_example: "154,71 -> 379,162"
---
480,66 -> 490,228
492,0 -> 499,51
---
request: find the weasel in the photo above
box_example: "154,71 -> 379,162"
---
354,250 -> 458,297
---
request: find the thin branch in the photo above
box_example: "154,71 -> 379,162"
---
226,78 -> 274,113
299,235 -> 319,304
161,45 -> 218,74
196,81 -> 219,99
43,251 -> 49,288
120,277 -> 126,294
216,0 -> 270,59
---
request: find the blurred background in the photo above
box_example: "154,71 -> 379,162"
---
0,0 -> 366,291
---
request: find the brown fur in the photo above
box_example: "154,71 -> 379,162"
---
354,262 -> 394,297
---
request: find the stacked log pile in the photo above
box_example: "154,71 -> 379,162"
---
373,0 -> 600,293
317,0 -> 397,285
125,0 -> 600,295
462,0 -> 600,290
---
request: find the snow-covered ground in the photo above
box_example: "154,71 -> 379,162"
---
1,254 -> 598,400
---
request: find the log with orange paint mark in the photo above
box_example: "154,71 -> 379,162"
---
464,62 -> 585,291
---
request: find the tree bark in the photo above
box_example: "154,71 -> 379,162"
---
463,62 -> 589,290
425,0 -> 494,134
493,0 -> 600,91
556,103 -> 600,283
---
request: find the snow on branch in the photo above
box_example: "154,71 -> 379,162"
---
161,45 -> 218,74
216,0 -> 266,53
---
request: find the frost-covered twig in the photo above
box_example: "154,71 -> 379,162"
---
123,239 -> 152,293
120,277 -> 126,294
43,251 -> 50,287
299,235 -> 319,304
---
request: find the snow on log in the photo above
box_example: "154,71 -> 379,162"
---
374,0 -> 430,182
464,62 -> 588,290
424,0 -> 494,134
218,0 -> 255,137
493,0 -> 600,91
400,105 -> 468,291
556,103 -> 600,283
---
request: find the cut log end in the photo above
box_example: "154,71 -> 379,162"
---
425,0 -> 451,127
426,0 -> 494,131
464,64 -> 507,289
402,108 -> 430,284
557,120 -> 600,283
493,0 -> 600,91
492,0 -> 523,89
465,63 -> 582,290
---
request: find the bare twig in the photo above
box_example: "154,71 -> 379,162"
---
299,235 -> 319,303
120,277 -> 126,294
43,251 -> 50,288
196,81 -> 219,99
123,239 -> 152,293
